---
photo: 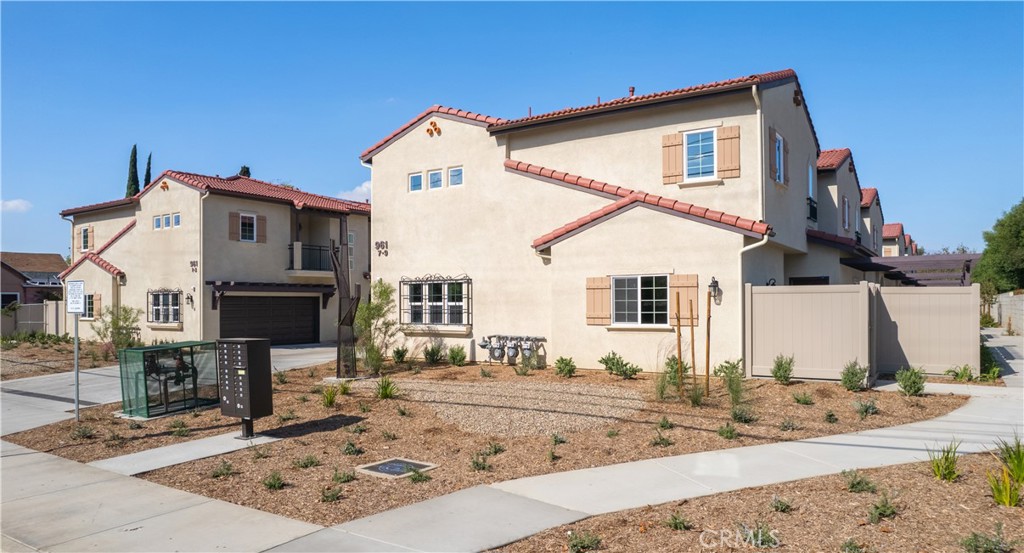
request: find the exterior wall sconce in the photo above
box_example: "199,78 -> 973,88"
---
185,293 -> 194,307
708,277 -> 720,300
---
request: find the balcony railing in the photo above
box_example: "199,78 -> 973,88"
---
855,231 -> 862,245
287,244 -> 336,272
806,197 -> 818,222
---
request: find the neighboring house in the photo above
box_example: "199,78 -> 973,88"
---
0,252 -> 68,306
859,187 -> 884,257
59,171 -> 371,345
904,233 -> 918,255
882,223 -> 907,257
361,68 -> 844,371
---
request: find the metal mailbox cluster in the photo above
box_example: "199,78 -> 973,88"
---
217,338 -> 273,438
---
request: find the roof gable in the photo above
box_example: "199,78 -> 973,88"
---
882,222 -> 905,240
360,105 -> 508,162
59,220 -> 136,279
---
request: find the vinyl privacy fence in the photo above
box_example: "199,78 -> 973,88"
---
744,282 -> 980,382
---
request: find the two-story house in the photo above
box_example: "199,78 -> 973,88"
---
361,69 -> 837,371
882,223 -> 907,257
1,252 -> 67,306
859,188 -> 884,257
59,171 -> 371,345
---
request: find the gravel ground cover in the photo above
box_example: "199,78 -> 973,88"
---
494,453 -> 1024,552
6,361 -> 967,527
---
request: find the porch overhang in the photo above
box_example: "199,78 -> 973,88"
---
205,281 -> 336,309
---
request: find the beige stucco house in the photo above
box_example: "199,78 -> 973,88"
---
361,68 -> 897,372
882,222 -> 908,257
59,171 -> 370,345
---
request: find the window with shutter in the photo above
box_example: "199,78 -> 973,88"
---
667,274 -> 700,327
783,137 -> 790,186
768,127 -> 777,181
662,134 -> 684,184
585,277 -> 611,326
256,215 -> 267,243
716,126 -> 740,179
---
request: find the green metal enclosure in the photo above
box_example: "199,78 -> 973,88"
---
119,341 -> 219,418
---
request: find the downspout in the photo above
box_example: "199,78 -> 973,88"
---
752,84 -> 765,221
199,190 -> 210,340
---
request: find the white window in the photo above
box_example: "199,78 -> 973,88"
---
149,291 -> 180,323
409,173 -> 423,192
427,282 -> 445,323
80,227 -> 90,251
401,277 -> 472,326
153,216 -> 162,230
239,214 -> 256,242
173,213 -> 181,227
347,231 -> 356,271
163,214 -> 171,228
449,167 -> 463,186
84,294 -> 94,318
428,170 -> 442,190
684,129 -> 716,181
842,196 -> 850,230
408,283 -> 424,323
774,133 -> 785,183
1,293 -> 20,308
612,275 -> 668,326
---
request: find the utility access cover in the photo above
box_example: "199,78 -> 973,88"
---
356,457 -> 438,479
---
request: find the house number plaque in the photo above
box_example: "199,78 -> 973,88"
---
375,241 -> 389,257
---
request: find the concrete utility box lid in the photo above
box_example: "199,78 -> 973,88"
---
355,458 -> 438,479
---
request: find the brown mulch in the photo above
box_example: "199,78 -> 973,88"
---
494,453 -> 1024,552
0,341 -> 112,380
926,375 -> 1005,387
4,362 -> 968,528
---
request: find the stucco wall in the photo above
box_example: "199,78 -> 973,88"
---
70,207 -> 136,263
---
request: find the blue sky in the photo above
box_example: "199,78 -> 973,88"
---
2,2 -> 1022,256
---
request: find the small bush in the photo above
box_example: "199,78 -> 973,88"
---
364,344 -> 386,374
375,375 -> 398,399
770,495 -> 792,513
793,392 -> 814,405
484,442 -> 506,456
714,359 -> 745,406
658,416 -> 674,430
927,440 -> 961,482
396,405 -> 409,417
771,354 -> 794,385
128,420 -> 143,430
470,453 -> 492,471
321,385 -> 340,408
731,406 -> 757,424
779,418 -> 800,432
169,418 -> 188,429
310,385 -> 325,394
960,522 -> 1020,553
448,345 -> 467,367
945,365 -> 975,382
172,427 -> 191,437
277,409 -> 298,423
252,446 -> 271,460
407,466 -> 432,483
824,410 -> 839,424
598,351 -> 641,380
262,471 -> 285,490
651,430 -> 674,447
211,460 -> 235,478
663,355 -> 691,389
995,434 -> 1024,484
274,371 -> 288,384
423,343 -> 445,364
479,367 -> 493,378
551,433 -> 568,446
868,492 -> 897,524
554,356 -> 577,378
664,513 -> 692,531
606,429 -> 620,438
513,363 -> 531,376
718,422 -> 738,439
382,430 -> 397,441
840,539 -> 866,553
840,360 -> 869,392
854,399 -> 879,420
392,346 -> 408,364
333,468 -> 356,483
979,345 -> 1001,381
359,401 -> 371,413
987,466 -> 1021,507
740,521 -> 779,549
842,470 -> 877,493
686,383 -> 704,407
980,312 -> 998,328
293,455 -> 321,469
567,531 -> 601,553
70,424 -> 96,440
654,372 -> 672,401
348,424 -> 367,434
547,448 -> 560,463
320,486 -> 343,503
896,366 -> 926,397
297,394 -> 308,403
342,441 -> 364,456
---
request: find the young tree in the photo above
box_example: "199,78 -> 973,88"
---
974,199 -> 1024,293
238,165 -> 251,177
354,279 -> 399,363
125,144 -> 140,197
143,153 -> 152,188
91,305 -> 143,356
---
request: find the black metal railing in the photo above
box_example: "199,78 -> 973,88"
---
806,197 -> 818,222
855,231 -> 862,245
287,244 -> 335,271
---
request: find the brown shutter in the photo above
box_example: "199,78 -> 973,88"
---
768,127 -> 777,182
88,226 -> 95,251
228,212 -> 240,241
93,293 -> 102,318
256,215 -> 267,243
667,274 -> 699,327
662,133 -> 683,184
783,136 -> 790,186
585,277 -> 611,326
75,226 -> 81,252
717,126 -> 740,179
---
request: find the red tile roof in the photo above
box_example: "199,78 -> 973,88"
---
59,197 -> 136,217
360,105 -> 509,162
76,253 -> 125,277
882,222 -> 904,240
491,70 -> 800,132
0,252 -> 68,274
503,159 -> 771,249
59,220 -> 137,279
160,171 -> 370,214
860,187 -> 878,208
817,148 -> 852,170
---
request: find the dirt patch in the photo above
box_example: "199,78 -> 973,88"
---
1,341 -> 112,380
926,375 -> 1005,387
494,453 -> 1023,552
5,362 -> 968,527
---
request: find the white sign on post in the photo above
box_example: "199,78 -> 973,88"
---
67,280 -> 85,314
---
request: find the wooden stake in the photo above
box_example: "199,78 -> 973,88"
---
674,292 -> 683,397
705,290 -> 712,397
688,298 -> 696,386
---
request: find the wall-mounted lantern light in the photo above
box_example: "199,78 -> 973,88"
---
708,277 -> 720,300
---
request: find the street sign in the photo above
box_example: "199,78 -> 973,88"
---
67,280 -> 85,314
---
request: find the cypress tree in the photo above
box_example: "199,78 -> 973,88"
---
143,153 -> 152,188
238,165 -> 251,177
126,144 -> 140,197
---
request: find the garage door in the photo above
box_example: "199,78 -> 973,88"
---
220,296 -> 319,345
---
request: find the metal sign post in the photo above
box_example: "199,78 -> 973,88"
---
66,280 -> 85,422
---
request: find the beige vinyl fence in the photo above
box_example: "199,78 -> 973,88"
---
1,301 -> 69,337
744,282 -> 980,381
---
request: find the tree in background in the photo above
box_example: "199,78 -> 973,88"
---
144,153 -> 152,188
238,165 -> 251,177
125,145 -> 140,197
973,199 -> 1024,294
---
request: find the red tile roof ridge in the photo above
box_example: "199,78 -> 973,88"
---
817,148 -> 852,170
59,220 -> 136,279
159,170 -> 370,214
59,197 -> 136,217
360,105 -> 509,161
882,222 -> 905,239
860,187 -> 878,207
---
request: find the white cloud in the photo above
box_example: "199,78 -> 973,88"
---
1,199 -> 32,213
338,181 -> 371,202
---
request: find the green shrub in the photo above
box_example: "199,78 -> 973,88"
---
479,367 -> 493,378
211,460 -> 235,478
945,365 -> 975,382
980,312 -> 998,328
960,522 -> 1020,553
90,305 -> 143,357
654,372 -> 672,401
293,455 -> 320,469
364,344 -> 386,374
840,539 -> 866,553
470,453 -> 492,471
995,434 -> 1024,484
771,354 -> 794,385
979,345 -> 1001,381
896,366 -> 926,396
551,433 -> 568,446
868,492 -> 897,524
651,430 -> 674,447
927,440 -> 961,482
664,513 -> 692,531
297,395 -> 308,403
779,418 -> 800,432
658,416 -> 674,430
448,345 -> 467,367
521,351 -> 540,371
770,495 -> 792,513
70,424 -> 96,440
606,429 -> 620,438
513,362 -> 531,376
348,424 -> 367,435
987,466 -> 1021,507
793,392 -> 814,405
854,399 -> 879,420
382,430 -> 397,441
333,468 -> 356,483
718,422 -> 737,439
252,446 -> 271,460
686,382 -> 704,407
567,531 -> 601,553
392,346 -> 408,364
824,410 -> 839,424
714,359 -> 745,406
358,401 -> 371,413
274,371 -> 288,384
262,471 -> 285,490
396,405 -> 409,417
555,356 -> 577,378
663,355 -> 690,386
731,406 -> 757,424
840,360 -> 868,391
320,486 -> 343,503
172,426 -> 191,437
547,447 -> 560,463
407,466 -> 432,483
128,420 -> 143,430
598,351 -> 641,379
375,375 -> 398,399
322,385 -> 340,407
342,441 -> 363,456
842,470 -> 876,493
484,442 -> 506,456
739,521 -> 779,549
423,342 -> 445,364
277,410 -> 298,423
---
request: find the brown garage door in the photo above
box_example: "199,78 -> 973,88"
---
220,296 -> 319,345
